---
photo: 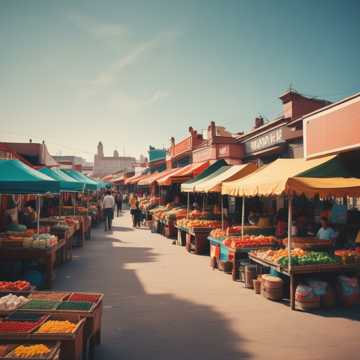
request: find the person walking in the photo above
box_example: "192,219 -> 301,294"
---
102,190 -> 115,231
129,194 -> 137,227
115,192 -> 123,217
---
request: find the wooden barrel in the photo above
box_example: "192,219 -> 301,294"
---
261,275 -> 283,301
244,265 -> 257,289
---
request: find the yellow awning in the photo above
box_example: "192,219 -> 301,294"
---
287,177 -> 360,198
221,156 -> 334,197
194,163 -> 257,193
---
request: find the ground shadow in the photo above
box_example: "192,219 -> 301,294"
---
55,230 -> 251,360
110,226 -> 134,232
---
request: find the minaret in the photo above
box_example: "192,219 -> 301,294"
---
97,141 -> 104,159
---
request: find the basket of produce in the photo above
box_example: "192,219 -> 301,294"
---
19,300 -> 60,311
3,342 -> 60,360
0,281 -> 33,296
0,294 -> 29,314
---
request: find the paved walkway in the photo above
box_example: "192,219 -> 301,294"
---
54,212 -> 360,360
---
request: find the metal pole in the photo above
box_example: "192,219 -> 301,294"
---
187,192 -> 190,219
221,195 -> 224,230
241,195 -> 245,240
287,194 -> 293,272
73,193 -> 76,216
37,196 -> 41,236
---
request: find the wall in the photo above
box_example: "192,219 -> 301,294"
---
93,157 -> 135,177
304,95 -> 360,159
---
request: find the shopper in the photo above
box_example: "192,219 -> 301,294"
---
130,194 -> 138,226
133,200 -> 142,228
115,192 -> 123,217
102,190 -> 115,231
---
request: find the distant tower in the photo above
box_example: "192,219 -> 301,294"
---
97,142 -> 104,159
113,150 -> 119,158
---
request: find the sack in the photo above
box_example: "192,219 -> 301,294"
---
337,276 -> 360,307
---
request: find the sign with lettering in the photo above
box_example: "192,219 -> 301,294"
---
244,128 -> 284,155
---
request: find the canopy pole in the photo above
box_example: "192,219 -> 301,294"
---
202,193 -> 205,212
37,196 -> 41,236
59,193 -> 62,216
187,192 -> 190,219
241,195 -> 245,240
221,195 -> 224,230
287,194 -> 293,272
73,193 -> 76,216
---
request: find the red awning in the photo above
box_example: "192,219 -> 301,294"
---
157,162 -> 209,186
125,173 -> 149,185
137,168 -> 178,186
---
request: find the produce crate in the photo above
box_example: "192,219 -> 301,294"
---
0,342 -> 61,360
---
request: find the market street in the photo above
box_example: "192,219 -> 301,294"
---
52,212 -> 360,360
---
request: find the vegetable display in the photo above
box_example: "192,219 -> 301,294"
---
56,301 -> 93,311
11,344 -> 51,358
252,248 -> 339,266
0,294 -> 29,311
176,219 -> 222,229
20,300 -> 60,310
69,293 -> 100,303
36,320 -> 76,333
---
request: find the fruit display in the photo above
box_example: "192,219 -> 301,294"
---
335,248 -> 360,264
56,301 -> 93,311
226,226 -> 243,235
222,235 -> 275,249
176,219 -> 222,229
209,228 -> 226,239
0,294 -> 29,311
252,248 -> 339,267
0,320 -> 39,333
20,300 -> 60,311
30,291 -> 70,301
0,281 -> 31,292
0,232 -> 57,249
36,320 -> 76,333
23,234 -> 58,249
69,293 -> 101,303
10,344 -> 51,358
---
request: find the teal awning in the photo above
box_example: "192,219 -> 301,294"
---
39,167 -> 84,192
62,169 -> 98,191
0,160 -> 59,194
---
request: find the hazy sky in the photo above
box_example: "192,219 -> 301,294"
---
1,0 -> 359,161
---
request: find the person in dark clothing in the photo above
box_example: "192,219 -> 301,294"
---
115,193 -> 123,217
133,201 -> 142,228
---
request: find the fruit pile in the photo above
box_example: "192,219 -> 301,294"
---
335,248 -> 360,264
11,344 -> 51,358
57,301 -> 93,311
69,293 -> 101,303
0,281 -> 31,292
0,320 -> 38,333
226,226 -> 243,235
222,235 -> 275,249
30,292 -> 70,301
0,294 -> 29,311
177,219 -> 222,229
37,320 -> 76,333
209,228 -> 226,239
20,300 -> 60,310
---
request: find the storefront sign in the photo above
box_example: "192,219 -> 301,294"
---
244,128 -> 283,155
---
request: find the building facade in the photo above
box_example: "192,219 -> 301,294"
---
92,142 -> 136,177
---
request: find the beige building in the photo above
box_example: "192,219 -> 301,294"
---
93,142 -> 136,177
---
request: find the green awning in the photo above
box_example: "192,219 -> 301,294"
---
62,169 -> 98,191
0,160 -> 59,194
181,160 -> 227,192
39,167 -> 84,192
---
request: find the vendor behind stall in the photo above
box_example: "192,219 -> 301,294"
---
317,217 -> 337,242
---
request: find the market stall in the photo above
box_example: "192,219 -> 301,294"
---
222,155 -> 360,310
0,289 -> 104,360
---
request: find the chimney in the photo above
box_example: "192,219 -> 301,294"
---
254,116 -> 264,129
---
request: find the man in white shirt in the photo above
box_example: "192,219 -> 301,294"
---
102,190 -> 115,231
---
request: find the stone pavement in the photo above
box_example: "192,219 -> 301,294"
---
54,212 -> 360,360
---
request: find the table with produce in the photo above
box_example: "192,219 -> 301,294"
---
176,218 -> 223,255
249,247 -> 360,310
0,341 -> 61,360
0,226 -> 59,290
158,207 -> 187,239
0,290 -> 104,360
208,226 -> 278,281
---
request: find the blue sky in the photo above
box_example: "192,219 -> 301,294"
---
1,0 -> 359,161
